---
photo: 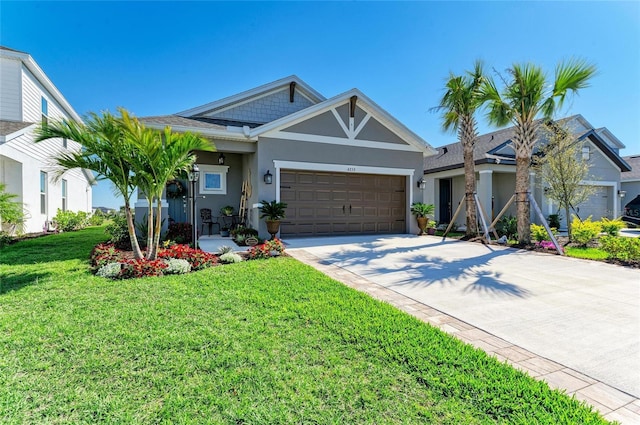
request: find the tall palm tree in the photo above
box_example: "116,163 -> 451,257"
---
481,59 -> 596,243
433,61 -> 484,236
121,112 -> 214,260
35,111 -> 145,259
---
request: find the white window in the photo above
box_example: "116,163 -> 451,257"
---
41,97 -> 48,126
40,171 -> 47,214
582,146 -> 590,160
62,179 -> 67,212
63,138 -> 67,149
199,165 -> 229,195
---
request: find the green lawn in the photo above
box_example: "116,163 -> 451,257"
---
0,228 -> 610,424
565,246 -> 609,261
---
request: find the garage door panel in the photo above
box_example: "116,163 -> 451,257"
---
281,170 -> 406,237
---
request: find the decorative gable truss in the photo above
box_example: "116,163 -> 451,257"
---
253,89 -> 436,156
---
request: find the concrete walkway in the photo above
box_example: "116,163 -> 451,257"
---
286,235 -> 640,424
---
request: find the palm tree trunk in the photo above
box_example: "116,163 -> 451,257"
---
515,155 -> 531,244
124,201 -> 144,259
149,200 -> 163,260
463,142 -> 477,236
145,198 -> 154,260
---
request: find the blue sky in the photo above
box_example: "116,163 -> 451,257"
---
2,1 -> 639,209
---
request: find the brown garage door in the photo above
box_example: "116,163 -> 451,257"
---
280,170 -> 406,237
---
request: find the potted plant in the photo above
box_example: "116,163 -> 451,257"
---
220,205 -> 235,216
426,219 -> 437,235
220,226 -> 230,237
410,202 -> 435,235
258,200 -> 288,240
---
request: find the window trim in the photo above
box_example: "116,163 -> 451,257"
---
40,171 -> 48,215
61,179 -> 67,212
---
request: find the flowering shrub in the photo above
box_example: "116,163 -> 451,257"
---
96,262 -> 122,279
534,240 -> 562,253
90,243 -> 124,269
158,244 -> 217,270
220,252 -> 243,264
120,259 -> 168,279
247,238 -> 285,260
164,258 -> 192,274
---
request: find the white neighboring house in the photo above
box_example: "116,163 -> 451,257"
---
0,46 -> 93,234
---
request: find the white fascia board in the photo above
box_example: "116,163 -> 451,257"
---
273,160 -> 415,176
0,123 -> 37,143
595,127 -> 625,149
176,75 -> 326,117
252,88 -> 437,156
143,122 -> 257,142
267,130 -> 421,152
1,49 -> 83,123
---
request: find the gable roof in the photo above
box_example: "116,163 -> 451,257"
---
424,115 -> 630,173
622,155 -> 640,181
177,75 -> 326,118
252,88 -> 436,156
0,46 -> 82,123
0,120 -> 34,138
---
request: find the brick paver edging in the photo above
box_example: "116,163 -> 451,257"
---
287,249 -> 640,425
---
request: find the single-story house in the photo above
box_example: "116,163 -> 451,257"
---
0,46 -> 94,234
422,115 -> 631,229
138,76 -> 436,239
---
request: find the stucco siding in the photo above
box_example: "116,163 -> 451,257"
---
203,88 -> 315,123
355,116 -> 408,145
0,57 -> 22,121
283,110 -> 347,138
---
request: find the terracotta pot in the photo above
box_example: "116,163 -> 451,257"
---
266,220 -> 281,240
416,217 -> 428,235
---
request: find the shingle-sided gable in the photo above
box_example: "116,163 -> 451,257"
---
177,76 -> 325,125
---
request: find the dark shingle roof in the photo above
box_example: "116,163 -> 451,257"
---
622,155 -> 640,181
0,120 -> 34,137
138,115 -> 262,131
423,125 -> 519,173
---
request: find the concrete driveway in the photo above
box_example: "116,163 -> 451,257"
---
285,234 -> 640,400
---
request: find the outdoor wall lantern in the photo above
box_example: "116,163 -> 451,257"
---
188,163 -> 200,248
417,177 -> 426,190
264,170 -> 273,184
218,153 -> 226,165
618,190 -> 626,198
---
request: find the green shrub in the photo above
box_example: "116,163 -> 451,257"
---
88,211 -> 105,226
163,258 -> 192,274
496,215 -> 517,240
571,216 -> 601,246
599,236 -> 640,261
547,214 -> 561,229
105,213 -> 131,249
0,183 -> 25,234
219,252 -> 243,264
0,231 -> 15,248
599,217 -> 625,236
53,209 -> 89,232
218,245 -> 234,255
530,223 -> 551,242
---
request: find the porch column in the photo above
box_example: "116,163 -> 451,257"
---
477,170 -> 493,221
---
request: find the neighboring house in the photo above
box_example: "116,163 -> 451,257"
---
422,115 -> 631,229
139,75 -> 436,239
621,155 -> 640,218
0,46 -> 93,234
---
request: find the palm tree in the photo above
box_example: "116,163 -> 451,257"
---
432,61 -> 484,236
122,112 -> 214,260
35,110 -> 145,259
481,59 -> 596,243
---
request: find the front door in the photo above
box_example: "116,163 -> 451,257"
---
439,178 -> 452,223
167,179 -> 188,223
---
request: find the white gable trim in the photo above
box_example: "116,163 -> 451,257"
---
266,130 -> 421,152
177,75 -> 325,117
253,89 -> 436,156
0,123 -> 36,143
143,122 -> 257,142
0,49 -> 82,123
